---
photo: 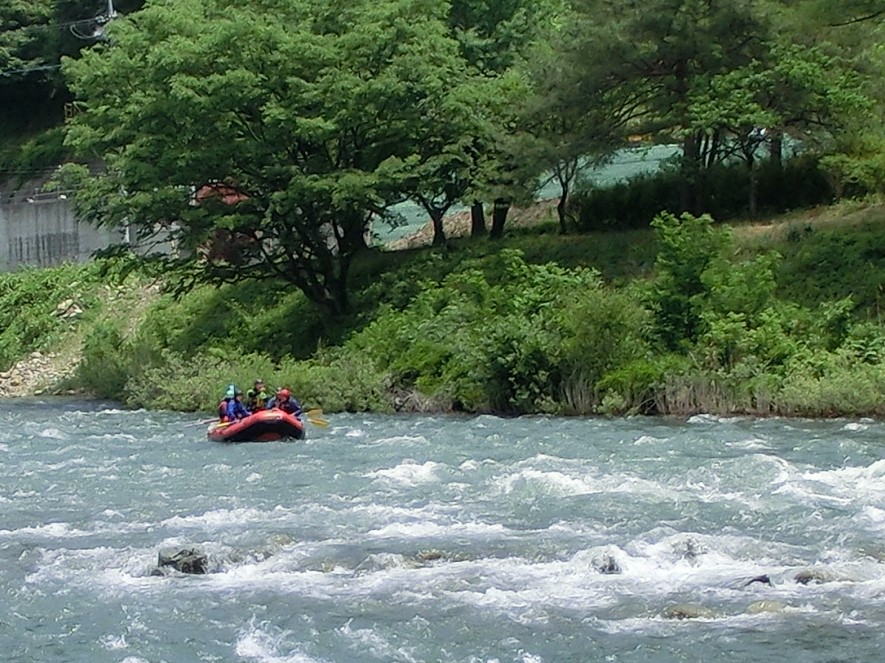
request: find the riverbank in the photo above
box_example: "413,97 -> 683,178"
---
0,351 -> 79,398
1,200 -> 884,417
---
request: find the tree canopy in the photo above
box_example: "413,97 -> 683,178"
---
62,0 -> 477,314
46,0 -> 885,312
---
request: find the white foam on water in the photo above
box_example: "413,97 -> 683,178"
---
364,435 -> 429,447
345,428 -> 366,438
160,506 -> 298,531
87,433 -> 139,443
805,459 -> 885,497
589,604 -> 824,637
366,519 -> 508,541
470,414 -> 508,428
492,466 -> 683,503
365,460 -> 443,487
520,653 -> 545,663
39,457 -> 89,471
100,634 -> 128,650
769,459 -> 885,510
633,435 -> 665,446
687,414 -> 727,424
246,472 -> 263,483
337,621 -> 419,663
0,521 -> 92,540
92,408 -> 144,416
727,437 -> 774,451
38,427 -> 69,440
235,623 -> 327,663
859,505 -> 885,531
459,458 -> 498,473
842,422 -> 868,432
495,468 -> 599,497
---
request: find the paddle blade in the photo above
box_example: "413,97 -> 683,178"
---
307,415 -> 329,427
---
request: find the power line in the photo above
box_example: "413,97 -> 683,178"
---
0,1 -> 118,76
0,2 -> 117,34
0,63 -> 62,78
0,16 -> 104,33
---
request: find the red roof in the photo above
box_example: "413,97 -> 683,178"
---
193,183 -> 249,205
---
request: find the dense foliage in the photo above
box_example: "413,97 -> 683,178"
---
39,0 -> 883,315
2,1 -> 884,419
4,202 -> 882,418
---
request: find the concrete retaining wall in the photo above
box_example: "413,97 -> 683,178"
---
0,198 -> 126,272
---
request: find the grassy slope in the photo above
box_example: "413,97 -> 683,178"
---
378,197 -> 884,318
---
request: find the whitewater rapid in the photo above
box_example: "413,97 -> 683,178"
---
1,400 -> 884,662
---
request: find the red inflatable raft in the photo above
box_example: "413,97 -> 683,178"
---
207,409 -> 305,442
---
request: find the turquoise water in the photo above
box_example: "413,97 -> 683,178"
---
2,399 -> 884,662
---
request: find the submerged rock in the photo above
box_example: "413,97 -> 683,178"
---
154,548 -> 208,575
794,568 -> 841,585
678,538 -> 705,566
595,555 -> 622,575
744,574 -> 773,588
662,603 -> 716,620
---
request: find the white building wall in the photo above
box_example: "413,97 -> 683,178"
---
0,198 -> 126,272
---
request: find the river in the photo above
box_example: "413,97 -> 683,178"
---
2,399 -> 884,662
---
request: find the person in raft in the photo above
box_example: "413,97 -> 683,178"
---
246,378 -> 270,411
225,387 -> 252,422
268,388 -> 303,417
217,385 -> 236,421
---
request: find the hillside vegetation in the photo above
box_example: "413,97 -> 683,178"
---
2,2 -> 884,417
2,198 -> 883,418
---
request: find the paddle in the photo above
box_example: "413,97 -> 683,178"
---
306,408 -> 329,427
187,417 -> 220,428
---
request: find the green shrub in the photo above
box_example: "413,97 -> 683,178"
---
779,349 -> 885,417
559,286 -> 652,414
647,211 -> 730,349
596,354 -> 691,415
76,322 -> 130,399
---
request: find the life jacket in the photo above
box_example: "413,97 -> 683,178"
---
247,389 -> 268,411
275,397 -> 300,415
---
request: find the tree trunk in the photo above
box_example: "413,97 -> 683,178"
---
557,180 -> 570,234
769,129 -> 783,169
431,210 -> 446,247
748,157 -> 758,220
340,214 -> 369,253
470,201 -> 487,237
681,132 -> 701,214
490,198 -> 510,239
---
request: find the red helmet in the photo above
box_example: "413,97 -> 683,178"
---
278,388 -> 290,398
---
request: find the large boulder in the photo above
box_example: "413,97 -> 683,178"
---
155,548 -> 208,575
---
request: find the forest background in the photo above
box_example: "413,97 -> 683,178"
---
1,0 -> 884,418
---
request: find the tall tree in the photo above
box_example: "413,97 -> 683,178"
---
568,0 -> 770,212
62,0 -> 467,314
440,0 -> 567,238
